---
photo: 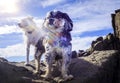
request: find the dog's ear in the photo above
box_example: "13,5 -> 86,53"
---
62,13 -> 73,25
62,13 -> 73,31
46,11 -> 54,18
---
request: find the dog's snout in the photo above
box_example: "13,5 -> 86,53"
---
18,23 -> 20,26
18,23 -> 22,27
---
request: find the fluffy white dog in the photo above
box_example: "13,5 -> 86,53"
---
42,11 -> 73,81
18,17 -> 45,73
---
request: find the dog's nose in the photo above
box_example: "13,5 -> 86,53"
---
18,23 -> 20,26
18,23 -> 22,27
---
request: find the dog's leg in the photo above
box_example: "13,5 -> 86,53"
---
66,44 -> 74,80
66,44 -> 72,72
42,52 -> 53,79
61,48 -> 73,81
61,57 -> 68,79
25,43 -> 30,66
34,47 -> 41,74
61,58 -> 73,81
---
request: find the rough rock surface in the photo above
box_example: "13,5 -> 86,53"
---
86,33 -> 120,54
111,9 -> 120,83
112,9 -> 120,39
0,50 -> 119,83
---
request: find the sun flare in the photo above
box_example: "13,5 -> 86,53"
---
0,0 -> 19,14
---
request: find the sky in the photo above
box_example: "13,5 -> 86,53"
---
0,0 -> 120,62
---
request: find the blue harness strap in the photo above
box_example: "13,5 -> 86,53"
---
59,36 -> 71,47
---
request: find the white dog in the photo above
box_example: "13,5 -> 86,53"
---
18,17 -> 45,73
42,11 -> 73,81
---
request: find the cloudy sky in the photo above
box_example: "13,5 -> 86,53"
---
0,0 -> 120,61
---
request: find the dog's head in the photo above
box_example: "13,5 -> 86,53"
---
18,17 -> 36,33
43,10 -> 73,31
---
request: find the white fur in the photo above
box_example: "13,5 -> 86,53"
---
18,17 -> 45,73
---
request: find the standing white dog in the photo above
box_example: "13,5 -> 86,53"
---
42,11 -> 73,81
18,17 -> 45,73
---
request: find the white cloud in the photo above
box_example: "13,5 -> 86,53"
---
0,0 -> 20,14
40,0 -> 65,7
58,0 -> 120,18
71,36 -> 98,51
72,14 -> 111,35
34,17 -> 44,27
0,36 -> 98,58
0,16 -> 26,35
0,17 -> 44,35
0,25 -> 22,35
57,0 -> 120,35
0,43 -> 34,58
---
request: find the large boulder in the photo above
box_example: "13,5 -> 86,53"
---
0,50 -> 118,83
87,33 -> 120,54
111,9 -> 120,39
71,51 -> 78,58
111,9 -> 120,83
65,50 -> 119,83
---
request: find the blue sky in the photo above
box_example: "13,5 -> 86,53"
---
0,0 -> 120,61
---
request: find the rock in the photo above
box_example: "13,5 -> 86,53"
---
78,50 -> 90,57
96,36 -> 103,41
111,9 -> 120,83
67,50 -> 119,83
71,51 -> 77,58
0,57 -> 8,62
0,58 -> 49,83
0,50 -> 118,83
111,9 -> 120,39
87,33 -> 120,54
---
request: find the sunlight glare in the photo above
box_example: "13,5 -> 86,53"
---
0,0 -> 19,14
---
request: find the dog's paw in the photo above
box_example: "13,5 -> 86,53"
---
54,77 -> 64,83
41,74 -> 53,80
24,63 -> 30,66
57,79 -> 64,83
68,75 -> 73,80
33,70 -> 42,77
63,74 -> 73,81
57,75 -> 73,83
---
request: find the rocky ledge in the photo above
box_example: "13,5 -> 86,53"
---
0,50 -> 119,83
